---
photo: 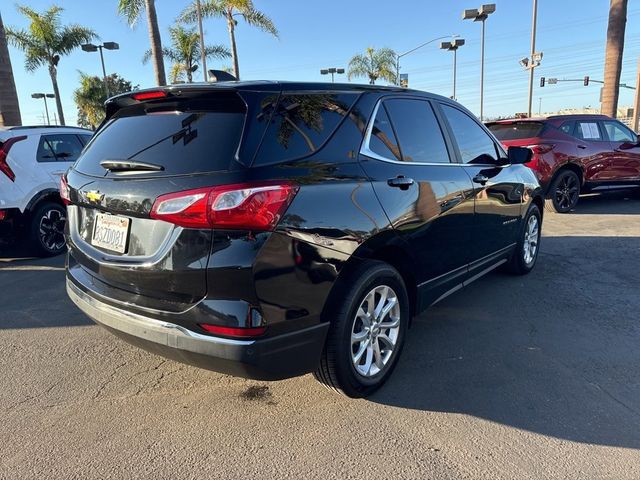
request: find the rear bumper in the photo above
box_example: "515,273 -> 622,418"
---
67,279 -> 329,381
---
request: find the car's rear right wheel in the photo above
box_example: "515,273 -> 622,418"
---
545,170 -> 581,213
314,260 -> 409,398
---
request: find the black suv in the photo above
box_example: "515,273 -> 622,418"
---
64,82 -> 543,397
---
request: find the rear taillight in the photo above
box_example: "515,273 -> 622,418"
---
60,175 -> 70,205
0,210 -> 7,221
0,135 -> 27,182
199,324 -> 267,338
150,181 -> 299,230
525,144 -> 555,155
523,144 -> 555,170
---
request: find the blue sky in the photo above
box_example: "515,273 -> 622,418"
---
3,0 -> 640,125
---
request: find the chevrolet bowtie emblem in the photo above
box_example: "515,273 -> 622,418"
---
85,191 -> 104,203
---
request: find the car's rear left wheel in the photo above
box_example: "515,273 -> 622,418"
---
546,170 -> 580,213
314,260 -> 409,398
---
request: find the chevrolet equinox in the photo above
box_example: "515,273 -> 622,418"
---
64,82 -> 543,397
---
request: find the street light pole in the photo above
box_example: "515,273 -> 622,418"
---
396,35 -> 459,86
81,42 -> 119,97
440,39 -> 465,100
527,0 -> 539,117
463,4 -> 496,121
320,67 -> 345,83
31,93 -> 55,125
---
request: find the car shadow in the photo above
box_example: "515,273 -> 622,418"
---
569,188 -> 639,214
0,247 -> 93,329
369,234 -> 640,449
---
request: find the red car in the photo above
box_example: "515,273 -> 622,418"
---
487,115 -> 640,212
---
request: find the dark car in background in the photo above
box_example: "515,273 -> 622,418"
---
64,81 -> 543,397
487,115 -> 640,212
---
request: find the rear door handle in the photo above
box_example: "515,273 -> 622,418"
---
387,176 -> 414,189
577,145 -> 587,149
472,174 -> 489,185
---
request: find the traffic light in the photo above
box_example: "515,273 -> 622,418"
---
584,76 -> 589,86
540,77 -> 545,87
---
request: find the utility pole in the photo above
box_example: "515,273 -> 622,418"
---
196,0 -> 207,82
527,0 -> 538,117
633,58 -> 640,131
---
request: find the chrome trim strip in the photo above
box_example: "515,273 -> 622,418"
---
67,279 -> 255,348
431,258 -> 507,306
358,98 -> 499,168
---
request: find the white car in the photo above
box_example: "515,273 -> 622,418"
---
0,126 -> 93,255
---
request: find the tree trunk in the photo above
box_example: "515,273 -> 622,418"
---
227,11 -> 240,80
602,0 -> 628,117
49,64 -> 65,126
0,12 -> 21,126
145,0 -> 166,86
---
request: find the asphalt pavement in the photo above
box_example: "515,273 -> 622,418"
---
1,189 -> 639,479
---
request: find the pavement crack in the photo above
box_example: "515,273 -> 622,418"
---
92,361 -> 128,399
589,381 -> 640,419
5,379 -> 63,412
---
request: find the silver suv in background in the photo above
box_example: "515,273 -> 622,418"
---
0,126 -> 93,255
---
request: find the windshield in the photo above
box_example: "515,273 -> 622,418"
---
74,98 -> 246,177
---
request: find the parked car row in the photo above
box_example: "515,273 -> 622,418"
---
2,83 -> 638,398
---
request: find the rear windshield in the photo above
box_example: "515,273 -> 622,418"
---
74,96 -> 246,177
487,122 -> 545,141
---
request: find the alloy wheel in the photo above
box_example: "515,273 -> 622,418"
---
350,285 -> 401,378
523,214 -> 539,265
554,174 -> 579,210
39,208 -> 66,253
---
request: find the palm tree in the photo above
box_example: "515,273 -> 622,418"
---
348,47 -> 397,85
74,72 -> 137,129
180,0 -> 278,80
0,11 -> 22,126
144,26 -> 229,83
6,5 -> 96,126
602,0 -> 628,117
118,0 -> 167,86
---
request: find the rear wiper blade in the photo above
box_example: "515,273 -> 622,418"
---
100,160 -> 165,172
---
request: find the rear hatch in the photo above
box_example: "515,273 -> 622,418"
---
65,88 -> 254,310
486,120 -> 546,148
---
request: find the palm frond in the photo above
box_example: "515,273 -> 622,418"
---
241,7 -> 278,37
118,0 -> 145,27
204,44 -> 230,59
179,0 -> 227,23
56,26 -> 97,55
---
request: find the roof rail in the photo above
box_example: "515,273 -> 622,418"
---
3,125 -> 92,131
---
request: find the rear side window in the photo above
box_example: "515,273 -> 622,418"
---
253,92 -> 358,165
603,121 -> 636,142
575,121 -> 603,141
487,122 -> 545,141
559,121 -> 575,135
74,96 -> 246,176
383,99 -> 450,163
441,104 -> 498,164
37,134 -> 85,163
79,134 -> 93,145
368,103 -> 401,161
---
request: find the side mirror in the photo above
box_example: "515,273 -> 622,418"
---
618,141 -> 636,150
506,146 -> 533,165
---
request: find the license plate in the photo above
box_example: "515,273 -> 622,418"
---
91,213 -> 130,254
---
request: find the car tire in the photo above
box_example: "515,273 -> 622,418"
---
545,170 -> 581,213
314,260 -> 409,398
30,202 -> 67,257
505,203 -> 541,275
